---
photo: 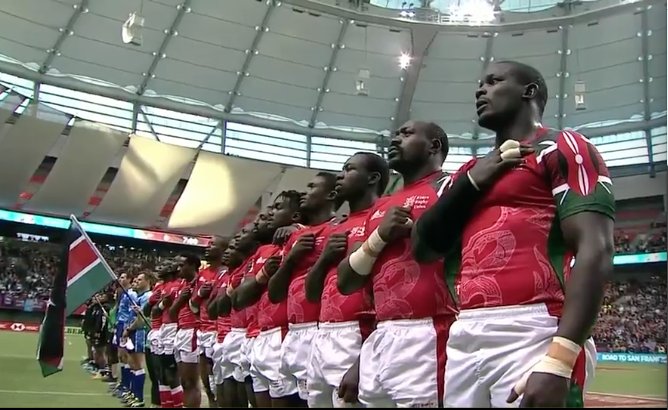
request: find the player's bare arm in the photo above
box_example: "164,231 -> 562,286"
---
206,293 -> 219,319
337,356 -> 360,404
336,242 -> 368,295
338,206 -> 410,295
214,292 -> 232,317
413,145 -> 532,260
268,233 -> 315,303
305,233 -> 347,302
234,255 -> 280,308
511,212 -> 614,407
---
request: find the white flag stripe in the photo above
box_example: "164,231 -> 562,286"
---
68,234 -> 85,250
66,258 -> 99,287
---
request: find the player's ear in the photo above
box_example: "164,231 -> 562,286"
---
368,171 -> 380,186
326,189 -> 337,201
291,211 -> 302,223
522,83 -> 538,100
430,137 -> 442,156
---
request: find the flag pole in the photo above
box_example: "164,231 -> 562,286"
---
69,215 -> 151,328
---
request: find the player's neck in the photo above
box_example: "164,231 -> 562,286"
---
494,116 -> 542,148
348,191 -> 377,213
307,207 -> 335,226
208,260 -> 222,269
401,163 -> 441,186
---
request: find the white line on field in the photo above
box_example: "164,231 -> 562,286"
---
588,392 -> 666,402
0,389 -> 108,396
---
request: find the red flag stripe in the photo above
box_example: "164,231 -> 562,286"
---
67,237 -> 98,282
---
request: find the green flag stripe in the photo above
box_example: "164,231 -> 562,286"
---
65,262 -> 114,315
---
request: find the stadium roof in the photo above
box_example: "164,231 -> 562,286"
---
0,0 -> 664,142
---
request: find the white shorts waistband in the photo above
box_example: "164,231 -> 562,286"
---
318,320 -> 359,330
161,323 -> 177,329
377,318 -> 433,328
458,303 -> 549,321
230,327 -> 246,334
288,322 -> 318,331
259,327 -> 283,337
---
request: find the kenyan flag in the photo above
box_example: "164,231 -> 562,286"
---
37,216 -> 116,377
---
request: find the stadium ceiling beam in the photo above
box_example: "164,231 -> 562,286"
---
139,107 -> 161,141
283,0 -> 659,33
309,20 -> 349,128
225,1 -> 276,113
556,0 -> 574,130
3,61 -> 663,145
39,0 -> 89,75
137,0 -> 191,96
470,32 -> 495,143
639,7 -> 655,176
556,26 -> 569,130
391,26 -> 437,132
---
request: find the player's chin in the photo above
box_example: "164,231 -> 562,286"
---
387,157 -> 403,171
476,112 -> 498,130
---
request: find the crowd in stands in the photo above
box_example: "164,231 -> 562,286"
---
614,226 -> 666,254
594,275 -> 667,354
0,238 -> 176,303
1,230 -> 666,354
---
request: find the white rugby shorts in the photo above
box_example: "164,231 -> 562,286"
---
147,328 -> 162,355
281,322 -> 318,401
234,336 -> 255,383
220,328 -> 246,379
359,317 -> 452,408
251,327 -> 298,398
160,323 -> 178,355
197,330 -> 217,359
443,304 -> 596,408
174,328 -> 199,364
307,321 -> 368,408
212,335 -> 235,385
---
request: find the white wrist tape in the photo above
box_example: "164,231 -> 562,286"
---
226,286 -> 234,296
500,148 -> 522,160
348,229 -> 387,276
466,171 -> 481,191
365,229 -> 387,255
158,301 -> 165,310
512,356 -> 573,397
188,299 -> 199,314
499,139 -> 522,160
511,337 -> 581,397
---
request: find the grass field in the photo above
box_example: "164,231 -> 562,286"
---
0,330 -> 665,408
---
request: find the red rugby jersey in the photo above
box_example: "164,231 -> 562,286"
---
242,244 -> 281,337
364,170 -> 457,321
194,265 -> 221,333
320,209 -> 375,323
148,281 -> 165,330
160,278 -> 181,325
444,128 -> 615,315
228,259 -> 251,329
285,221 -> 334,324
176,278 -> 199,330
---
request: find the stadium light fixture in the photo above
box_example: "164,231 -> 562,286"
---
398,53 -> 412,70
449,0 -> 496,24
121,12 -> 144,46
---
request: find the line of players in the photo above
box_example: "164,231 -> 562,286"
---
123,61 -> 615,408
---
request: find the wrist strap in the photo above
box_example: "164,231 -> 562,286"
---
466,171 -> 481,192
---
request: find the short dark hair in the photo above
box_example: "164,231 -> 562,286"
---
354,152 -> 390,195
423,122 -> 449,160
497,60 -> 548,116
181,253 -> 201,269
276,190 -> 301,212
316,171 -> 337,192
